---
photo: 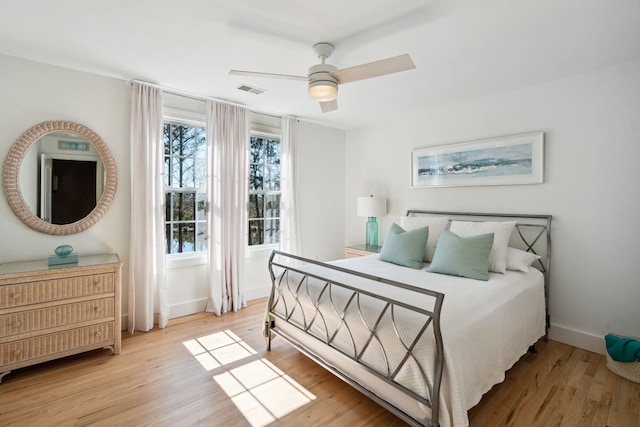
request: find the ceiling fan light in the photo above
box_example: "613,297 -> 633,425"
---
308,81 -> 338,102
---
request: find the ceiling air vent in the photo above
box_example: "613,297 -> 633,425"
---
237,84 -> 266,95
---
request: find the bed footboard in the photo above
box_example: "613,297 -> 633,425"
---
266,250 -> 445,427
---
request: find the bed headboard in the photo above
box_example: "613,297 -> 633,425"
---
406,210 -> 552,333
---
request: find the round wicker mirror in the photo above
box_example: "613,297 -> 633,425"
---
2,121 -> 117,235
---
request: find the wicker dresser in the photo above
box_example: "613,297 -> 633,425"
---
0,254 -> 121,383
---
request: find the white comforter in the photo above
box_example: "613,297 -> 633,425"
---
270,254 -> 545,426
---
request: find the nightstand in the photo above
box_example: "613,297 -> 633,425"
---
344,244 -> 381,258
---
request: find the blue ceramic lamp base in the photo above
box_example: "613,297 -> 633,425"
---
365,217 -> 379,251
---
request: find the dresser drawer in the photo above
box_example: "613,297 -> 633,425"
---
0,274 -> 114,309
0,322 -> 115,366
0,298 -> 114,337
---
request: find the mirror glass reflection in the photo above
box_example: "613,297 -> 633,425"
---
18,131 -> 104,225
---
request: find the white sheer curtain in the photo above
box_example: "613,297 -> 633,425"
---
129,83 -> 168,332
279,116 -> 301,256
205,101 -> 249,316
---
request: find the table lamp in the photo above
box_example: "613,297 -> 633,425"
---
357,195 -> 387,250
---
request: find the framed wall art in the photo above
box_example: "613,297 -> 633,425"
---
411,132 -> 544,188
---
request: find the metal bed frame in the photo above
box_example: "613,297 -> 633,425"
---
265,211 -> 552,427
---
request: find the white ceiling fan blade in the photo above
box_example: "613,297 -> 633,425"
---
229,70 -> 308,82
320,99 -> 338,113
331,54 -> 415,84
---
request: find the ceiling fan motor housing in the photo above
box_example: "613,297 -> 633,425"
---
308,63 -> 338,101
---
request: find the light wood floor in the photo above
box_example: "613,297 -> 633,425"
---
1,298 -> 638,426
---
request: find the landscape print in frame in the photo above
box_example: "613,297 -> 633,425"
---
411,132 -> 544,188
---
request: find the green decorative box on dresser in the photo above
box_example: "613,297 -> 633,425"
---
0,254 -> 122,383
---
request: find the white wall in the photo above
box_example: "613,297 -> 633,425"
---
345,59 -> 640,354
297,121 -> 347,261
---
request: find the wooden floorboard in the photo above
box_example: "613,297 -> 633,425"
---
1,298 -> 638,426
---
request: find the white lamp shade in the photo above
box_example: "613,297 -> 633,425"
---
357,196 -> 387,217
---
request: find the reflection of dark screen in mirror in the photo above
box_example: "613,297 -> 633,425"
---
51,159 -> 97,224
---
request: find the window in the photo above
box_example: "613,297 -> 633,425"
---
248,135 -> 281,247
164,122 -> 207,255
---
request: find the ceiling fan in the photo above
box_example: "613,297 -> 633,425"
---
229,42 -> 416,113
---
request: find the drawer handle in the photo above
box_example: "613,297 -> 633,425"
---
14,349 -> 21,356
12,320 -> 21,328
96,331 -> 102,338
95,306 -> 102,312
12,292 -> 21,299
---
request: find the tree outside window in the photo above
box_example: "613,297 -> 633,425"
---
164,122 -> 206,254
248,135 -> 280,246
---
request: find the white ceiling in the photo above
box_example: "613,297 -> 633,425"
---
1,0 -> 639,130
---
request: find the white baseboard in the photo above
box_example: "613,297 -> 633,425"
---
120,313 -> 128,331
549,323 -> 606,355
245,285 -> 271,302
119,299 -> 210,330
123,304 -> 607,357
165,289 -> 268,321
122,308 -> 607,357
169,298 -> 209,319
121,285 -> 271,331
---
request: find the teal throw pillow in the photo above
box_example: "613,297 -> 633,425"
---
379,223 -> 429,269
428,230 -> 495,281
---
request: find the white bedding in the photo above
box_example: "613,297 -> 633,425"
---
269,254 -> 545,427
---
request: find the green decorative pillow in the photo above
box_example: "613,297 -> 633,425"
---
379,223 -> 429,269
428,230 -> 495,280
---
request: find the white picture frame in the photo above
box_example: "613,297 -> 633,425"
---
411,132 -> 544,188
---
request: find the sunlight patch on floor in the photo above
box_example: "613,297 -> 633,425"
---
183,329 -> 316,427
214,358 -> 316,427
183,329 -> 257,370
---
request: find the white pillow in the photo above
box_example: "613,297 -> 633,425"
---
399,216 -> 449,262
449,220 -> 516,273
506,247 -> 541,272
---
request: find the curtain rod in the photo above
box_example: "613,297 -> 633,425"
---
129,79 -> 294,121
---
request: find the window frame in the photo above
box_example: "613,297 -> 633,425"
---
163,109 -> 208,266
248,125 -> 282,252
